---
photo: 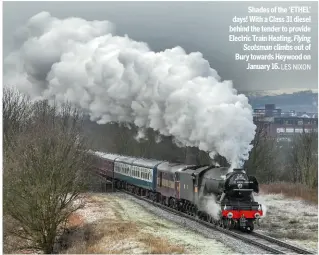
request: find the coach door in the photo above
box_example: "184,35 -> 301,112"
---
175,173 -> 180,199
157,172 -> 162,188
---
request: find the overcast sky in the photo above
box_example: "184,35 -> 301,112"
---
3,1 -> 318,91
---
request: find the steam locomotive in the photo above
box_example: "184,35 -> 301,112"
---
90,151 -> 263,232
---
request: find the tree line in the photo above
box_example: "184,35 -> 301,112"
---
83,111 -> 318,189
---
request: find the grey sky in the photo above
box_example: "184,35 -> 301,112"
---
3,1 -> 318,91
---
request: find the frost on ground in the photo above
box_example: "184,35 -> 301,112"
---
255,192 -> 318,253
62,193 -> 233,254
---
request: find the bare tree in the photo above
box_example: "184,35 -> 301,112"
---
3,100 -> 92,253
288,131 -> 318,188
244,121 -> 278,182
3,87 -> 32,151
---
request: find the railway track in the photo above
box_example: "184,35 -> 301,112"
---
118,189 -> 313,254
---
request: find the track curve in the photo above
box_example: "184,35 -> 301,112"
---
117,188 -> 313,254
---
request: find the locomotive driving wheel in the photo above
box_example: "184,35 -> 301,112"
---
222,219 -> 228,228
226,219 -> 234,229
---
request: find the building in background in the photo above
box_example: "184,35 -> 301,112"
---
253,104 -> 318,141
253,104 -> 282,118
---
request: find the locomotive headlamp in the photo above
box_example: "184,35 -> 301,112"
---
254,213 -> 260,218
227,212 -> 233,218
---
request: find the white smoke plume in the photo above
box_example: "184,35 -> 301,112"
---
201,195 -> 221,220
4,12 -> 256,166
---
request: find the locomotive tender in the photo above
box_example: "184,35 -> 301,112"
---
91,151 -> 263,232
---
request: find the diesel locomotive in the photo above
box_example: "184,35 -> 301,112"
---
90,151 -> 263,232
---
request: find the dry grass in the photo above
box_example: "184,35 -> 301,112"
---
60,218 -> 186,254
138,235 -> 186,254
3,216 -> 34,254
260,182 -> 318,204
67,213 -> 84,228
59,195 -> 187,254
